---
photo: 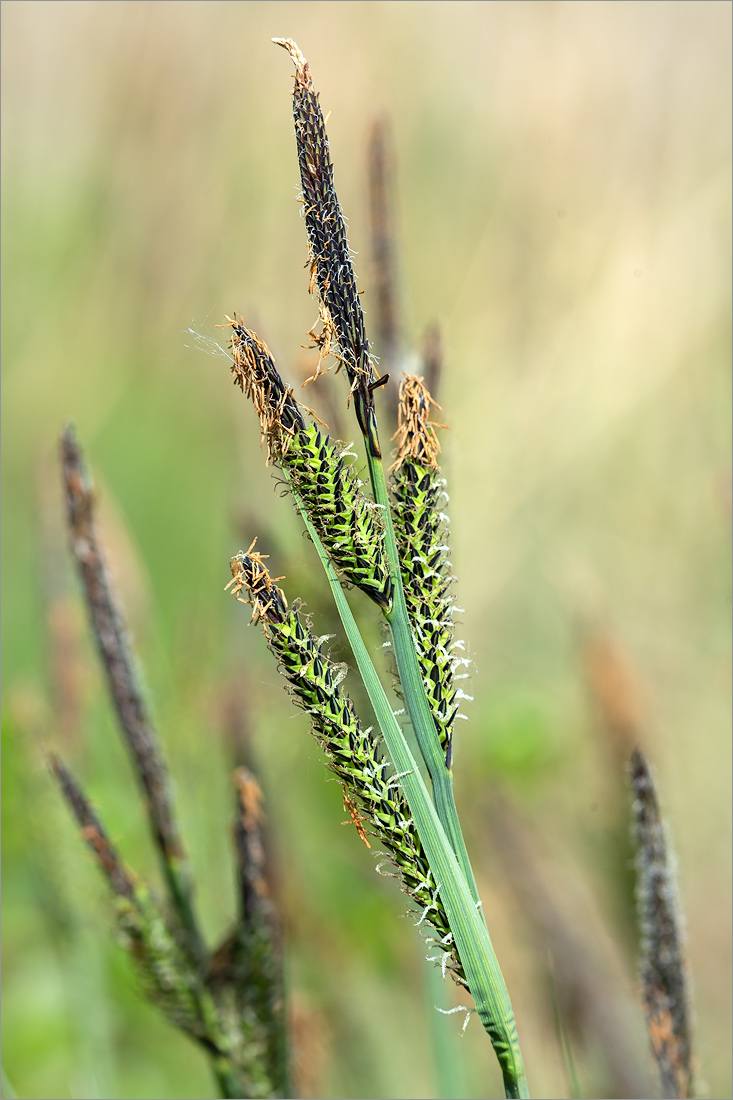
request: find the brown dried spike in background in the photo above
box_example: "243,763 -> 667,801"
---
582,625 -> 647,762
233,766 -> 273,921
368,116 -> 401,380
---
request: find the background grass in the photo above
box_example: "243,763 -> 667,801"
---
2,2 -> 730,1098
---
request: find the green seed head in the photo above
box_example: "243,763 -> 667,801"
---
390,375 -> 464,766
229,547 -> 464,980
228,320 -> 393,610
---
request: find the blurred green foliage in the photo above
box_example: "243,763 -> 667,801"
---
2,3 -> 730,1098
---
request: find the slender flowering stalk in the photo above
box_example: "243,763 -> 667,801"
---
233,767 -> 277,935
630,749 -> 694,1099
59,427 -> 205,967
224,767 -> 289,1099
227,549 -> 466,983
60,428 -> 184,870
421,323 -> 444,406
390,375 -> 464,767
229,320 -> 393,609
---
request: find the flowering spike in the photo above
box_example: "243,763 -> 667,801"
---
273,37 -> 383,457
228,319 -> 393,610
229,549 -> 466,984
390,375 -> 462,764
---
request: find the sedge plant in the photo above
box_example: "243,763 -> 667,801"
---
225,38 -> 529,1098
42,33 -> 698,1100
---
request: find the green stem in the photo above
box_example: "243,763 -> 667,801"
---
210,1056 -> 244,1100
298,503 -> 528,1098
426,964 -> 469,1100
163,856 -> 206,969
156,861 -> 243,1099
367,448 -> 482,909
163,858 -> 236,1092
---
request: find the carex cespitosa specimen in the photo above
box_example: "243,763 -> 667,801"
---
227,38 -> 529,1099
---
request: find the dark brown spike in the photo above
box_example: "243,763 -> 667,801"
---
273,38 -> 383,457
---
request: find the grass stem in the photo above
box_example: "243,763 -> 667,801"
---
295,499 -> 528,1098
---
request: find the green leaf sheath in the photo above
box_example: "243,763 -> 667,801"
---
229,322 -> 393,610
228,550 -> 466,985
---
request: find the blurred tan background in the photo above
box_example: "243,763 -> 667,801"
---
2,3 -> 730,1098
